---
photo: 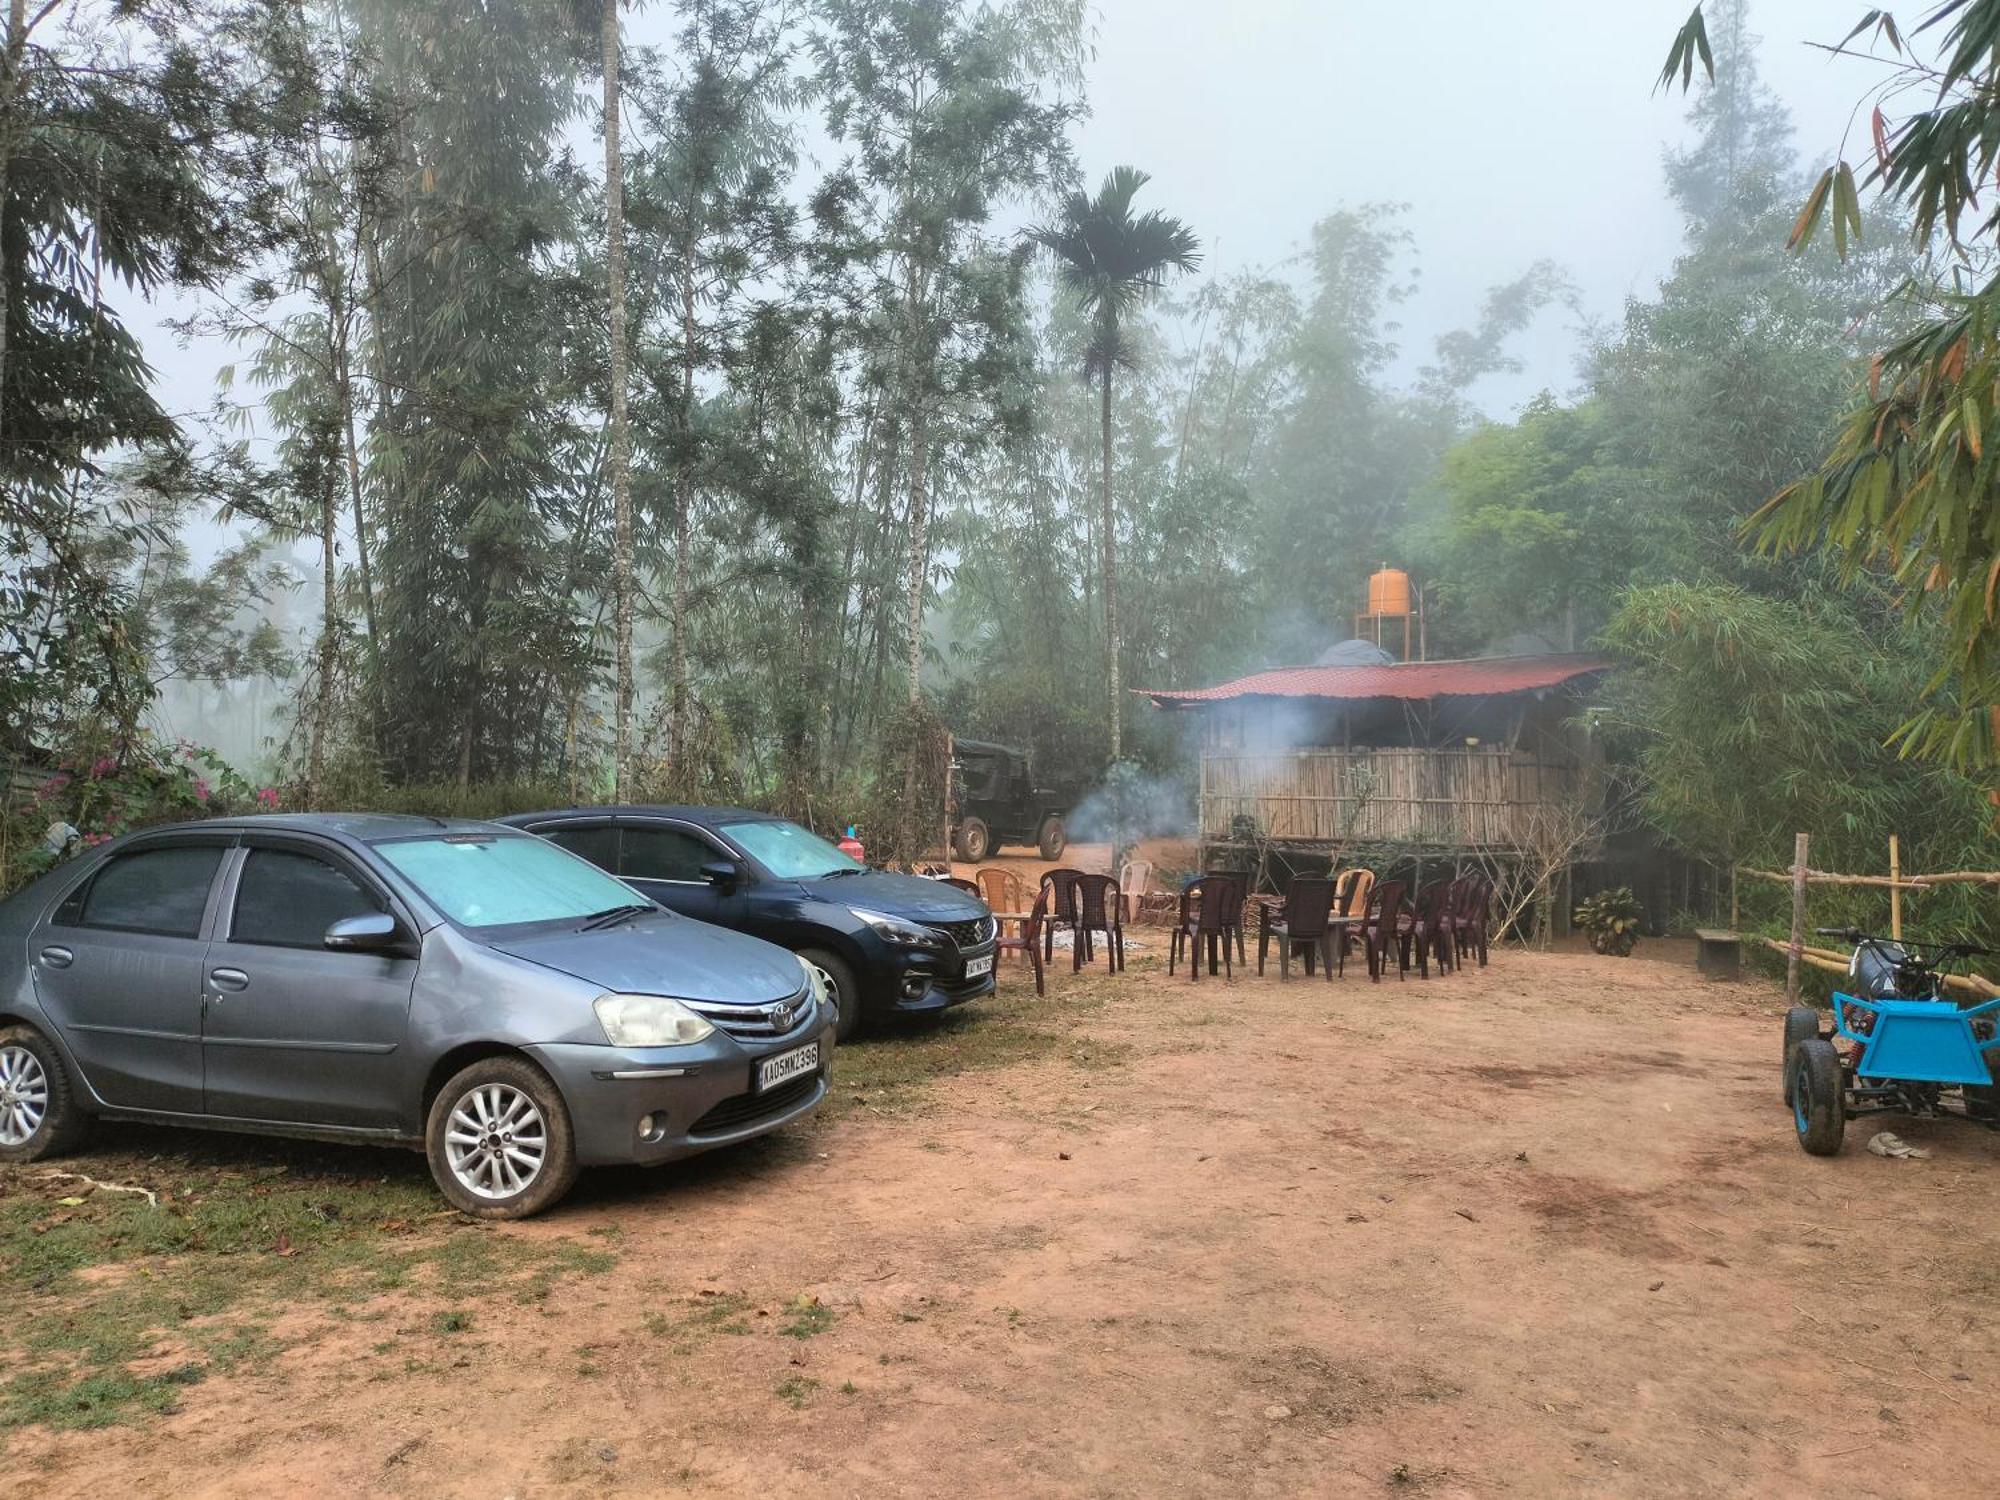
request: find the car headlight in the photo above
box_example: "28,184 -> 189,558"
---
848,907 -> 939,948
593,993 -> 715,1047
799,956 -> 830,1008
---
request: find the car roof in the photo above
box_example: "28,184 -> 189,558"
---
497,805 -> 781,827
185,812 -> 513,844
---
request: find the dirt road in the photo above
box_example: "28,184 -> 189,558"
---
8,943 -> 1998,1497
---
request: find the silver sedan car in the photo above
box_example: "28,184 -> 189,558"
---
0,814 -> 833,1217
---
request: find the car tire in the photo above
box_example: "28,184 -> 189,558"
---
800,947 -> 863,1043
425,1055 -> 579,1220
1787,1038 -> 1845,1156
1782,1006 -> 1820,1104
0,1024 -> 91,1163
955,818 -> 990,863
1036,816 -> 1066,861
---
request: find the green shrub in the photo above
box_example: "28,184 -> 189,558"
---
1575,886 -> 1644,956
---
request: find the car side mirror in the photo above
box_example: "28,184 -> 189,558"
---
700,859 -> 740,893
324,912 -> 414,957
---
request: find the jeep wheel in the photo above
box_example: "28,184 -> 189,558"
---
1036,816 -> 1066,861
955,817 -> 990,863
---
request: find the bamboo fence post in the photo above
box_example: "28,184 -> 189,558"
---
1787,832 -> 1809,1004
1730,862 -> 1738,930
1889,834 -> 1902,942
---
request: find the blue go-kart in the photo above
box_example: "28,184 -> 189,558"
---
1783,927 -> 2000,1154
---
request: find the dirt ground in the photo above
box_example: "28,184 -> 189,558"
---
7,938 -> 2000,1498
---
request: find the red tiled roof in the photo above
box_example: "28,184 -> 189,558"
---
1139,654 -> 1613,708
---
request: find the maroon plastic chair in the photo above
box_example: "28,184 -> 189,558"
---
1366,879 -> 1410,982
1169,878 -> 1234,981
1070,873 -> 1125,972
1454,876 -> 1492,966
1256,876 -> 1337,981
1039,868 -> 1084,962
1201,870 -> 1249,968
1410,880 -> 1458,978
995,884 -> 1051,996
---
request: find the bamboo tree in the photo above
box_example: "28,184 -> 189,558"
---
602,0 -> 635,798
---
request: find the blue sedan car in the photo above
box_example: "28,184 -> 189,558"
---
501,807 -> 997,1040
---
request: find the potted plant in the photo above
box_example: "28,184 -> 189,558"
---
1574,886 -> 1644,956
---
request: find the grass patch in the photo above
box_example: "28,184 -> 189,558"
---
0,1127 -> 623,1433
774,1374 -> 819,1409
826,984 -> 1116,1115
779,1296 -> 836,1339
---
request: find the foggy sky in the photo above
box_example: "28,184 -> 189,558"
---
135,0 -> 1865,456
1068,0 -> 1859,413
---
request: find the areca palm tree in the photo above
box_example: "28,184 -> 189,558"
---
1031,167 -> 1200,760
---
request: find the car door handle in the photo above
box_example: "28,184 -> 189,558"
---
209,967 -> 250,993
39,945 -> 73,969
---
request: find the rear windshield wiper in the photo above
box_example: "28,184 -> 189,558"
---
578,902 -> 653,932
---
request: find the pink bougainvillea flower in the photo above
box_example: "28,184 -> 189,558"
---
256,786 -> 280,809
194,778 -> 211,803
92,757 -> 114,776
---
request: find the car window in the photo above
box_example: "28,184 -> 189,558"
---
719,820 -> 861,880
376,833 -> 644,929
232,849 -> 385,949
69,845 -> 225,938
541,823 -> 618,872
620,825 -> 717,883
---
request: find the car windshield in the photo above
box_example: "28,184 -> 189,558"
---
377,834 -> 646,929
721,819 -> 861,880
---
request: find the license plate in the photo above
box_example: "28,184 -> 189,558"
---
963,955 -> 994,979
757,1041 -> 819,1093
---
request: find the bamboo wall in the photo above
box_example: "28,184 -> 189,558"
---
1199,747 -> 1579,849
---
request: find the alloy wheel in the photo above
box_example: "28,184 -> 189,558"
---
808,962 -> 844,1024
443,1083 -> 548,1200
0,1044 -> 49,1147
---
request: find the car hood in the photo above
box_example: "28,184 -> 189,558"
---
488,913 -> 803,1004
804,868 -> 988,921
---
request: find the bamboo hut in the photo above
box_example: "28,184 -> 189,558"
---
1140,651 -> 1612,860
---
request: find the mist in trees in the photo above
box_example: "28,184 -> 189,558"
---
1,0 -> 1990,893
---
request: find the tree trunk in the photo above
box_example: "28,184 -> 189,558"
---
1101,361 -> 1121,760
602,0 -> 636,799
668,235 -> 696,777
309,460 -> 339,810
0,0 -> 30,426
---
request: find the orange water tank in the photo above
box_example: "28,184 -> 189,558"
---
1367,567 -> 1412,617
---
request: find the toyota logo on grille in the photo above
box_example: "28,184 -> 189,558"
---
769,996 -> 797,1029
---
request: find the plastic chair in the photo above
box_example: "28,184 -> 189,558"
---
974,866 -> 1025,915
1117,858 -> 1153,922
1169,878 -> 1234,981
1366,879 -> 1410,982
1040,868 -> 1083,961
1410,880 -> 1457,978
1070,873 -> 1124,972
994,885 -> 1051,996
1201,870 -> 1249,967
940,876 -> 981,897
1257,876 -> 1337,981
1454,876 -> 1491,967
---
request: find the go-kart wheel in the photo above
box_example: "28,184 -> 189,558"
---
1787,1038 -> 1845,1156
1782,1007 -> 1820,1104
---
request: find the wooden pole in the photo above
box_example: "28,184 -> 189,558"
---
1787,832 -> 1809,1004
1729,862 -> 1739,930
1888,834 -> 1902,942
